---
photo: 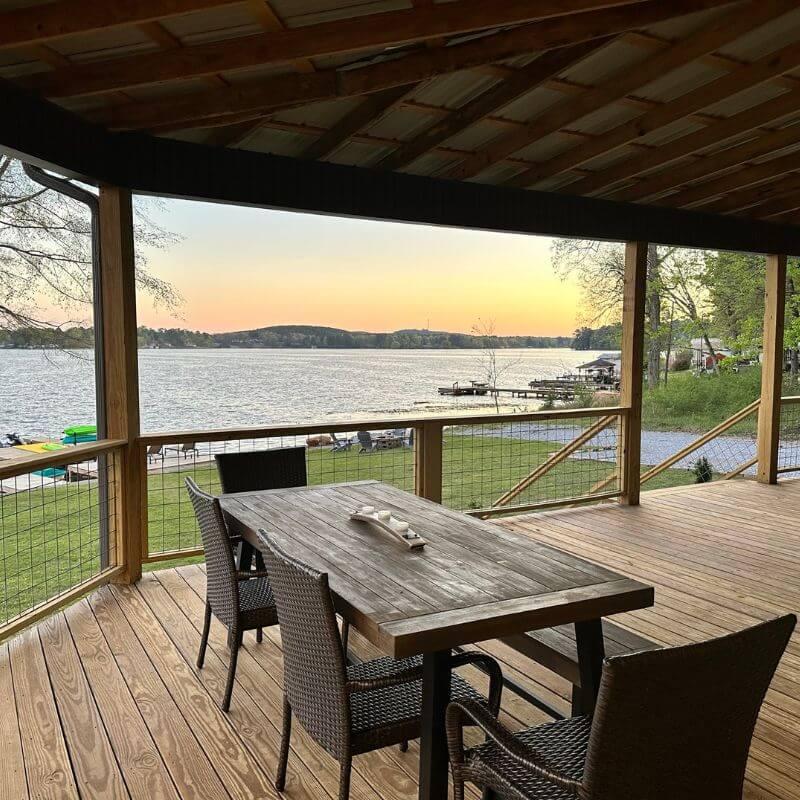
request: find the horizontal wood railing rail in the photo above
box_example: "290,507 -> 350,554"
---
0,438 -> 127,481
137,405 -> 629,447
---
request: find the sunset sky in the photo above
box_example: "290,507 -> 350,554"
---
135,197 -> 584,337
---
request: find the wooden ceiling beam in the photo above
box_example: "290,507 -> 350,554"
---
22,0 -> 734,99
662,150 -> 800,209
586,90 -> 800,201
373,39 -> 610,172
446,0 -> 783,181
208,115 -> 546,170
194,69 -> 721,152
204,2 -> 318,150
88,0 -> 728,132
299,86 -> 412,161
505,36 -> 800,189
617,118 -> 800,203
624,27 -> 800,92
0,0 -> 243,49
708,172 -> 800,215
752,187 -> 800,219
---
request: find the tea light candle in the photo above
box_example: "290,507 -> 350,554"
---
361,505 -> 375,515
377,510 -> 391,521
395,521 -> 409,533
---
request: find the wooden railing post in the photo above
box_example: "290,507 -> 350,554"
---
99,185 -> 144,583
415,422 -> 443,503
757,253 -> 787,484
618,241 -> 648,506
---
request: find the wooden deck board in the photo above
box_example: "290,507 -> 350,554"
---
0,478 -> 798,799
498,479 -> 800,800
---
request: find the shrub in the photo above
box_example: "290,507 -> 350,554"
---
670,350 -> 692,371
691,456 -> 713,483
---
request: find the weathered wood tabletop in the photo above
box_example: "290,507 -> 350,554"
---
220,480 -> 653,656
220,480 -> 654,800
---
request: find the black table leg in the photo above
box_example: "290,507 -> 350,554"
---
419,649 -> 452,800
574,619 -> 605,715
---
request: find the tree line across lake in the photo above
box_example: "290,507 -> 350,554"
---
0,324 -> 599,350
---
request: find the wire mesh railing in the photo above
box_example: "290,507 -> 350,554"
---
778,396 -> 800,475
142,428 -> 415,559
141,409 -> 629,557
0,440 -> 123,635
638,400 -> 760,490
442,411 -> 623,515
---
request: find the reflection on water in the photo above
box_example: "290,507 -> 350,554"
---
0,347 -> 609,436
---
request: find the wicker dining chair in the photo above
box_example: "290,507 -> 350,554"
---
212,445 -> 352,650
447,614 -> 796,800
185,478 -> 280,711
258,531 -> 504,800
215,446 -> 308,494
215,445 -> 306,567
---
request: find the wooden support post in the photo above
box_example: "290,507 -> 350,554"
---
618,241 -> 648,506
757,254 -> 787,484
415,422 -> 443,503
99,186 -> 144,583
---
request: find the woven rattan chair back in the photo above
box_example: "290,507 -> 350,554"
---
259,532 -> 351,758
215,446 -> 307,494
582,614 -> 796,800
185,478 -> 239,627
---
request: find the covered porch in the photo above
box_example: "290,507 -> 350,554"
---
3,1 -> 800,799
3,478 -> 798,800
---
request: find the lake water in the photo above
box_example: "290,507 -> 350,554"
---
1,347 -> 609,437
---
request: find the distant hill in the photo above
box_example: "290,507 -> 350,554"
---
0,324 -> 579,350
191,324 -> 573,349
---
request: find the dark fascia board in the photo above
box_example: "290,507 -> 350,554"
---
3,78 -> 800,255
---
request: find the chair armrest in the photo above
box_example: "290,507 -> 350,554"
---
450,651 -> 503,714
346,663 -> 424,694
446,700 -> 582,795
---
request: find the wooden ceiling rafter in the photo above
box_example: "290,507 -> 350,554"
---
298,86 -> 413,160
137,20 -> 228,89
20,0 -> 668,99
588,89 -> 800,202
86,0 -> 732,134
660,149 -> 800,209
503,36 -> 800,190
205,0 -> 318,147
602,116 -> 800,205
752,187 -> 800,220
373,38 -> 612,172
442,0 -> 785,182
0,0 -> 243,49
702,171 -> 800,215
203,114 -> 559,174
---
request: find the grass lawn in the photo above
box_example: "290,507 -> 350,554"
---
1,432 -> 698,625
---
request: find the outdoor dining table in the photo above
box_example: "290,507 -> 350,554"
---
219,480 -> 654,800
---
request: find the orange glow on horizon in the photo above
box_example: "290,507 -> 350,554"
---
133,201 -> 583,337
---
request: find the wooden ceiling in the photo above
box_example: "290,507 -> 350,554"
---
4,0 -> 800,224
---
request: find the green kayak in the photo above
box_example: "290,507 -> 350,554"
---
63,424 -> 97,436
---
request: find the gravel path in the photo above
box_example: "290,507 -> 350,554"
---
451,420 -> 800,476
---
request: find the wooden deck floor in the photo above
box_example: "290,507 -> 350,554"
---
1,478 -> 799,799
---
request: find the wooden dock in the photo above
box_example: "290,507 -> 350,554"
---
438,379 -> 614,401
